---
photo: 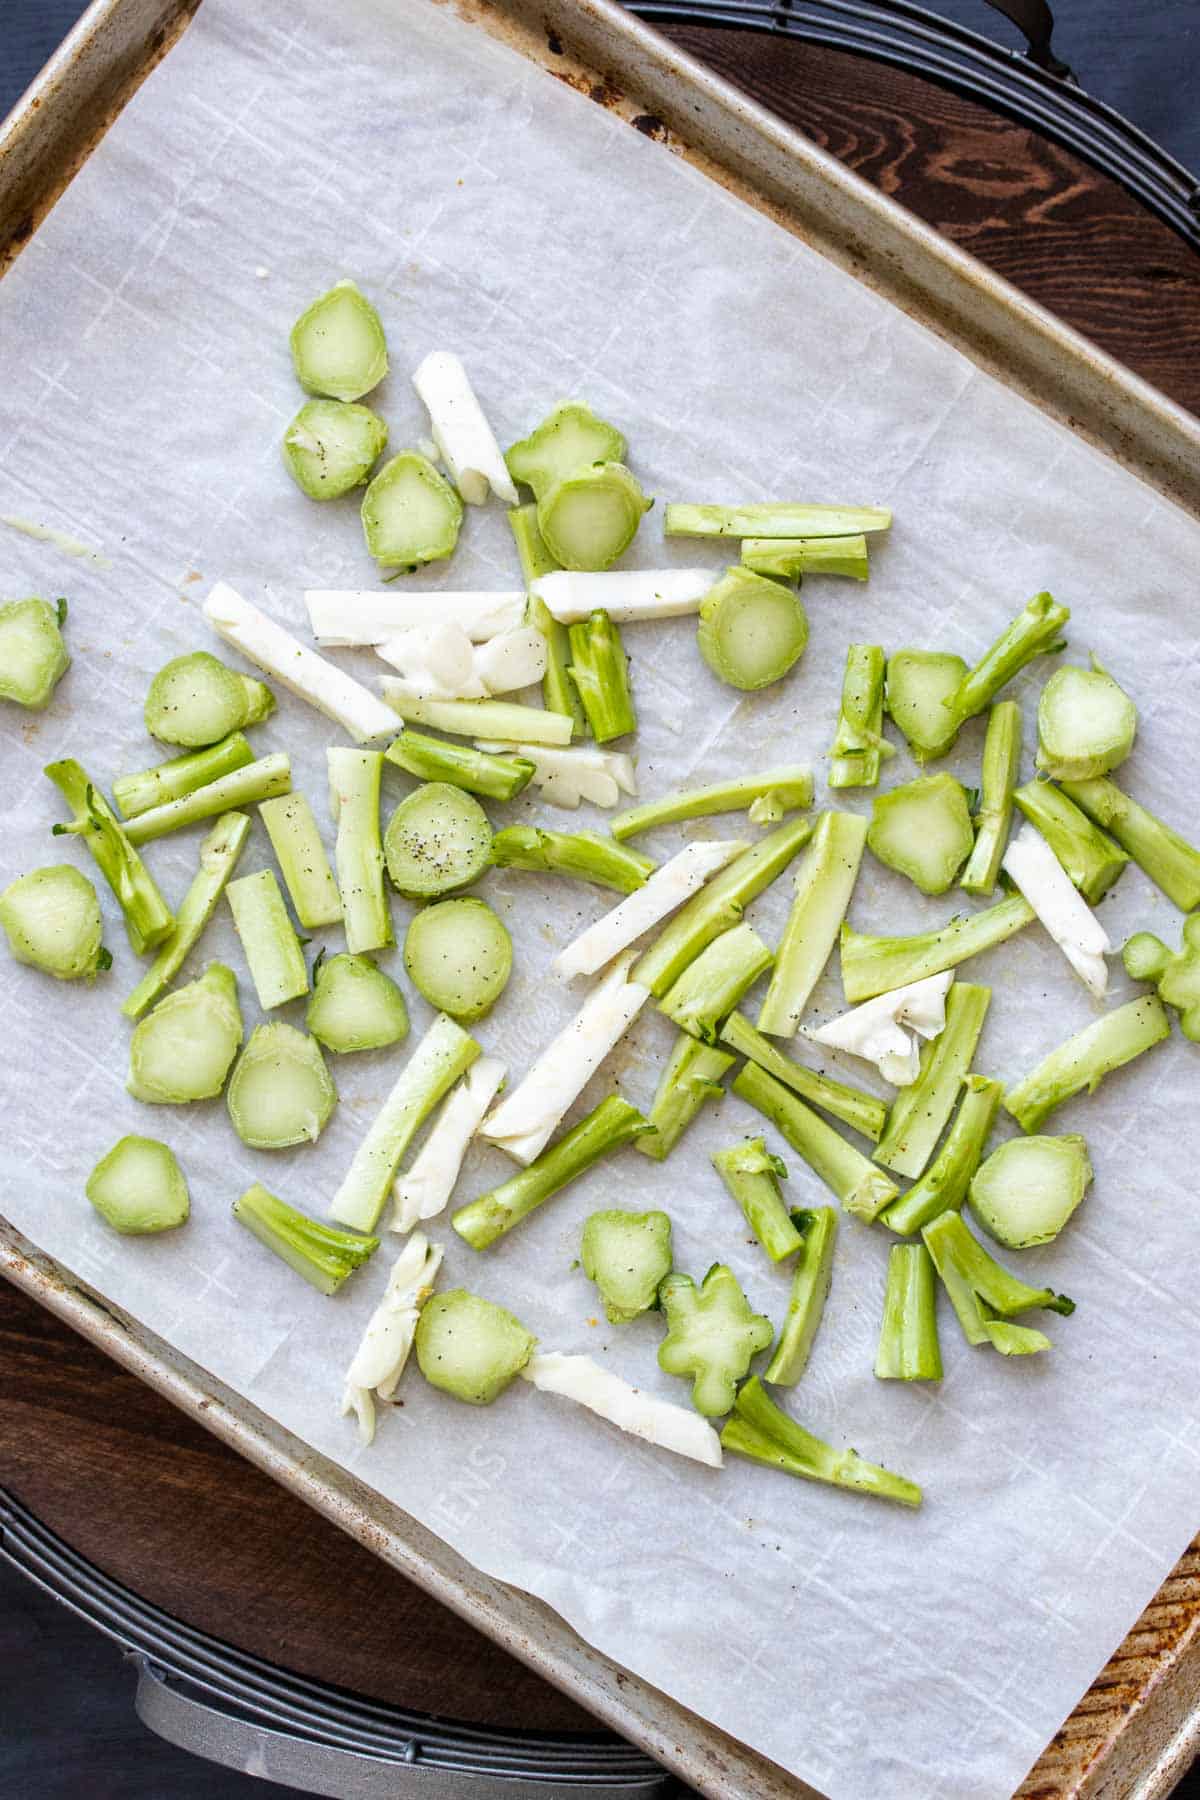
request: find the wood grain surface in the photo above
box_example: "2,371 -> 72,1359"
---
3,17 -> 1199,1791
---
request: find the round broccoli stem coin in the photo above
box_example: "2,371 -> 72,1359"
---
506,402 -> 626,498
86,1135 -> 189,1234
0,596 -> 70,709
289,278 -> 388,401
145,651 -> 274,748
226,1022 -> 337,1149
696,568 -> 808,691
415,1289 -> 536,1405
968,1133 -> 1092,1249
384,782 -> 493,900
127,962 -> 243,1104
305,951 -> 409,1054
361,451 -> 463,569
282,399 -> 388,500
885,650 -> 967,763
403,897 -> 512,1022
0,864 -> 109,980
536,463 -> 650,571
581,1209 -> 673,1324
867,773 -> 975,895
1036,661 -> 1137,781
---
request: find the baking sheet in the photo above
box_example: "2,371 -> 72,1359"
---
1,2 -> 1199,1795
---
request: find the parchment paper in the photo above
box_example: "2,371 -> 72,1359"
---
2,4 -> 1199,1794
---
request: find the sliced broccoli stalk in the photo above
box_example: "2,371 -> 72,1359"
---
234,1182 -> 376,1294
733,1059 -> 899,1220
740,535 -> 869,580
328,748 -> 391,951
611,767 -> 813,841
635,1033 -> 735,1162
114,733 -> 253,821
840,892 -> 1035,1004
968,1133 -> 1092,1249
381,689 -> 573,746
0,595 -> 69,708
665,503 -> 891,539
86,1135 -> 189,1234
404,897 -> 512,1022
505,402 -> 626,498
46,758 -> 174,955
945,590 -> 1070,737
453,1095 -> 649,1250
922,1208 -> 1073,1351
757,810 -> 867,1036
721,1376 -> 921,1507
289,279 -> 387,401
415,1290 -> 536,1405
1036,657 -> 1137,781
1003,993 -> 1171,1132
128,962 -> 243,1104
537,464 -> 651,572
566,610 -> 636,740
282,397 -> 388,499
828,644 -> 892,789
764,1207 -> 837,1385
259,792 -> 342,930
875,1244 -> 942,1381
123,754 -> 291,846
385,728 -> 535,803
1123,913 -> 1200,1041
307,951 -> 409,1055
867,773 -> 974,896
657,1265 -> 773,1415
122,812 -> 250,1020
227,1023 -> 337,1150
658,922 -> 774,1044
879,1074 -> 1002,1237
509,501 -> 561,582
512,489 -> 584,730
1013,780 -> 1128,904
884,650 -> 967,764
0,864 -> 109,980
581,1209 -> 673,1322
721,1010 -> 888,1141
1060,777 -> 1200,913
712,1137 -> 801,1263
873,983 -> 991,1178
144,650 -> 274,750
384,780 -> 492,901
361,452 -> 463,570
960,702 -> 1023,896
696,568 -> 808,692
225,869 -> 308,1009
491,823 -> 652,895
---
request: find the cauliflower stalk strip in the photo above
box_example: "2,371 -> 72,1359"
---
1002,822 -> 1111,998
804,970 -> 953,1087
475,740 -> 637,810
392,1056 -> 507,1233
521,1353 -> 722,1468
554,840 -> 747,980
342,1232 -> 445,1445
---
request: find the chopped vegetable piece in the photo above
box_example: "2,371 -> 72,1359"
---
537,463 -> 651,571
0,595 -> 69,708
509,502 -> 560,583
283,398 -> 387,500
290,279 -> 387,401
885,650 -> 968,764
226,1023 -> 336,1150
382,687 -> 574,746
415,1289 -> 536,1405
306,588 -> 526,647
696,568 -> 808,692
385,729 -> 534,803
658,921 -> 774,1043
869,773 -> 974,896
128,963 -> 242,1104
828,645 -> 892,789
482,743 -> 638,813
123,813 -> 250,1019
527,595 -> 586,737
1060,777 -> 1200,912
1123,912 -> 1200,1041
764,1207 -> 837,1385
757,811 -> 867,1036
306,952 -> 409,1055
491,824 -> 652,895
945,590 -> 1070,738
454,1096 -> 648,1250
521,1353 -> 722,1467
413,351 -> 518,505
1013,780 -> 1128,904
144,650 -> 273,750
721,1378 -> 921,1506
635,1032 -> 735,1162
720,1011 -> 888,1142
404,897 -> 512,1021
234,1182 -> 375,1295
922,1208 -> 1073,1351
330,1015 -> 480,1232
0,864 -> 108,981
581,1209 -> 673,1322
86,1135 -> 188,1234
741,535 -> 869,580
225,869 -> 308,1009
712,1137 -> 801,1263
840,893 -> 1035,1004
377,623 -> 547,699
506,401 -> 626,496
384,781 -> 492,900
611,769 -> 813,841
873,983 -> 991,1177
1004,993 -> 1171,1132
567,610 -> 636,741
1003,822 -> 1111,997
260,792 -> 341,930
555,841 -> 745,981
875,1245 -> 942,1380
879,1074 -> 1003,1237
46,759 -> 174,954
392,1056 -> 507,1233
532,568 -> 713,624
122,754 -> 291,845
328,748 -> 391,951
969,1133 -> 1092,1249
341,1232 -> 444,1444
114,733 -> 254,821
733,1059 -> 899,1220
665,503 -> 892,538
806,971 -> 953,1087
1036,658 -> 1137,780
658,1265 -> 773,1415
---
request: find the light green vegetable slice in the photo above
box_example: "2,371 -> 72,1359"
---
664,503 -> 891,539
611,768 -> 813,840
86,1135 -> 189,1234
721,1377 -> 921,1506
658,1265 -> 774,1416
361,452 -> 463,570
968,1133 -> 1092,1249
879,1074 -> 1003,1237
510,502 -> 586,735
260,792 -> 341,929
385,729 -> 534,803
381,691 -> 572,746
226,869 -> 309,1009
0,596 -> 69,708
306,951 -> 409,1054
840,893 -> 1035,1004
415,1290 -> 536,1405
875,1244 -> 942,1381
721,1011 -> 888,1142
712,1138 -> 801,1263
128,962 -> 242,1104
922,1208 -> 1073,1351
884,650 -> 967,764
1123,914 -> 1200,1042
696,568 -> 807,692
404,897 -> 512,1022
46,758 -> 174,955
0,864 -> 109,980
505,402 -> 626,498
122,754 -> 291,846
114,733 -> 253,821
123,813 -> 250,1020
537,463 -> 651,571
658,921 -> 773,1044
1004,993 -> 1171,1132
1012,779 -> 1128,904
290,279 -> 388,402
144,651 -> 274,749
757,810 -> 867,1036
328,749 -> 390,952
282,398 -> 387,499
490,824 -> 651,894
227,1022 -> 336,1150
234,1182 -> 375,1295
567,610 -> 636,740
741,535 -> 869,581
873,983 -> 991,1178
960,702 -> 1022,896
829,643 -> 892,789
764,1207 -> 837,1386
945,590 -> 1070,740
635,1033 -> 735,1162
1060,777 -> 1200,912
384,781 -> 492,900
1036,659 -> 1137,781
867,773 -> 974,896
733,1059 -> 899,1221
581,1209 -> 673,1323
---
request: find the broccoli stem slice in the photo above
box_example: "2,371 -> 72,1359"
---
384,729 -> 534,803
875,1244 -> 942,1380
712,1137 -> 801,1262
225,869 -> 309,1009
740,534 -> 869,580
1003,994 -> 1171,1132
509,503 -> 587,737
635,1032 -> 735,1161
566,610 -> 636,742
1012,778 -> 1130,903
880,1074 -> 1002,1236
234,1182 -> 377,1295
721,1010 -> 888,1141
664,503 -> 892,539
658,922 -> 774,1044
946,591 -> 1070,734
581,1209 -> 673,1323
874,984 -> 991,1178
490,824 -> 653,894
328,748 -> 391,952
922,1208 -> 1073,1350
757,810 -> 868,1035
960,702 -> 1022,896
46,758 -> 174,955
452,1095 -> 650,1249
381,689 -> 574,747
733,1059 -> 899,1220
763,1206 -> 838,1384
1059,776 -> 1200,912
828,645 -> 892,788
113,733 -> 254,821
611,767 -> 813,840
658,1265 -> 774,1415
260,792 -> 342,929
122,754 -> 291,845
123,813 -> 251,1019
839,892 -> 1035,1004
721,1377 -> 921,1507
1124,914 -> 1200,1041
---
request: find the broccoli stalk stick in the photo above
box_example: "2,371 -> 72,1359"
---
384,730 -> 534,804
741,535 -> 869,581
721,1377 -> 922,1508
234,1183 -> 378,1296
839,892 -> 1035,1004
123,812 -> 251,1019
631,815 -> 815,997
226,869 -> 309,1009
260,792 -> 342,929
381,688 -> 574,747
1059,776 -> 1200,912
113,732 -> 254,821
1013,780 -> 1129,903
664,502 -> 892,538
922,1208 -> 1073,1353
765,1207 -> 837,1385
873,983 -> 991,1177
509,503 -> 587,736
566,610 -> 636,743
452,1096 -> 650,1250
611,768 -> 814,840
880,1074 -> 1003,1236
45,759 -> 174,955
960,702 -> 1022,896
658,923 -> 774,1044
490,825 -> 654,895
328,748 -> 391,953
733,1059 -> 900,1220
757,810 -> 868,1036
875,1244 -> 942,1380
720,1010 -> 889,1142
1003,993 -> 1171,1132
122,754 -> 291,845
635,1033 -> 735,1161
828,645 -> 892,790
946,590 -> 1070,732
712,1138 -> 802,1262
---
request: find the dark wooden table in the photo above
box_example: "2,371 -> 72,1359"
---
3,20 -> 1199,1794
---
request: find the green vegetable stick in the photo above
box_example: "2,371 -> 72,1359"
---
711,1137 -> 802,1263
721,1377 -> 921,1507
1059,776 -> 1200,912
741,535 -> 869,580
123,813 -> 251,1019
122,754 -> 291,845
226,869 -> 309,1009
384,729 -> 535,803
873,983 -> 991,1178
828,645 -> 892,789
46,758 -> 174,954
635,1033 -> 735,1162
733,1059 -> 899,1221
611,767 -> 814,840
567,610 -> 636,742
764,1207 -> 838,1385
658,922 -> 774,1043
113,733 -> 254,821
490,824 -> 653,895
328,748 -> 391,952
1003,994 -> 1171,1132
839,893 -> 1035,1004
959,702 -> 1022,896
1012,779 -> 1129,904
875,1244 -> 942,1380
720,1010 -> 888,1142
879,1074 -> 1003,1237
260,792 -> 342,929
664,503 -> 892,539
757,811 -> 867,1036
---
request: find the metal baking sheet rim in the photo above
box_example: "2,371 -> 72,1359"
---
0,0 -> 1197,1794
